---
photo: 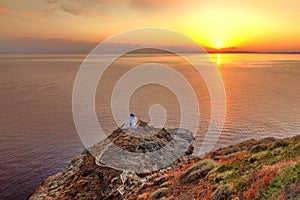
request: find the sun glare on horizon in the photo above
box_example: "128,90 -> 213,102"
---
216,42 -> 222,49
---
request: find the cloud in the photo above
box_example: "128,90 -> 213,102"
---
0,4 -> 32,17
43,0 -> 178,17
43,0 -> 181,17
0,7 -> 8,13
0,4 -> 8,13
60,2 -> 84,16
14,10 -> 33,17
45,0 -> 58,3
129,0 -> 182,11
43,0 -> 111,17
60,1 -> 99,16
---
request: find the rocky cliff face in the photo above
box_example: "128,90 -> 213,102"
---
89,123 -> 194,173
28,123 -> 195,200
28,124 -> 300,200
28,150 -> 123,200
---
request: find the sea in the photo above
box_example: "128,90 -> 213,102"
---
0,53 -> 299,199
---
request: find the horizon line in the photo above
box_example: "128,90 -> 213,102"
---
1,51 -> 300,54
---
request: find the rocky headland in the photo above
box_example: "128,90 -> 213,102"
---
28,121 -> 300,200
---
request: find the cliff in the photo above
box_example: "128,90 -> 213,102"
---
28,123 -> 300,200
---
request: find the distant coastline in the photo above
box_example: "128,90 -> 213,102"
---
208,51 -> 300,54
1,51 -> 300,55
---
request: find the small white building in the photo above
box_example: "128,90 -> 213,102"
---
122,113 -> 138,129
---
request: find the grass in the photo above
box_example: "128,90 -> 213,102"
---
145,137 -> 299,199
216,164 -> 233,173
214,170 -> 234,183
259,160 -> 300,199
248,150 -> 268,163
250,144 -> 267,153
212,184 -> 231,200
150,187 -> 168,199
270,140 -> 288,150
221,147 -> 241,155
180,159 -> 217,183
206,137 -> 300,198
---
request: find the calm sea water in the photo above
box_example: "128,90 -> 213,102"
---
0,53 -> 300,199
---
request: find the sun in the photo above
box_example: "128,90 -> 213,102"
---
216,42 -> 222,49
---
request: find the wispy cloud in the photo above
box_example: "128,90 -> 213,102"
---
0,4 -> 32,17
13,10 -> 33,17
129,0 -> 182,11
45,0 -> 58,3
0,4 -> 8,13
42,0 -> 178,17
44,0 -> 108,17
60,1 -> 101,16
0,7 -> 8,13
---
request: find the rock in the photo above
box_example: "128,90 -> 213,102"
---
120,171 -> 140,184
28,150 -> 122,200
185,144 -> 194,155
141,183 -> 148,189
117,185 -> 125,195
90,124 -> 194,173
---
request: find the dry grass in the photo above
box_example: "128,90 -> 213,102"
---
180,159 -> 217,183
150,187 -> 168,199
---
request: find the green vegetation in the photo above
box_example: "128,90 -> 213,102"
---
270,140 -> 288,150
216,164 -> 233,173
259,161 -> 300,199
212,184 -> 231,200
180,159 -> 217,183
206,137 -> 300,199
249,150 -> 268,163
250,144 -> 267,153
214,170 -> 234,183
221,147 -> 241,155
150,187 -> 168,199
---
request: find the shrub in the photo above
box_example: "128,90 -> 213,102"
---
236,139 -> 257,150
260,161 -> 300,199
292,142 -> 300,152
180,159 -> 217,183
214,171 -> 233,183
160,181 -> 169,187
249,151 -> 268,163
250,144 -> 267,153
222,147 -> 240,155
212,184 -> 231,200
259,137 -> 276,144
270,140 -> 288,150
150,187 -> 168,199
216,165 -> 232,173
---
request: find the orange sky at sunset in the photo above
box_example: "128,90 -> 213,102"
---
0,0 -> 300,53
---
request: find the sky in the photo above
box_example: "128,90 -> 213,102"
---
0,0 -> 300,53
